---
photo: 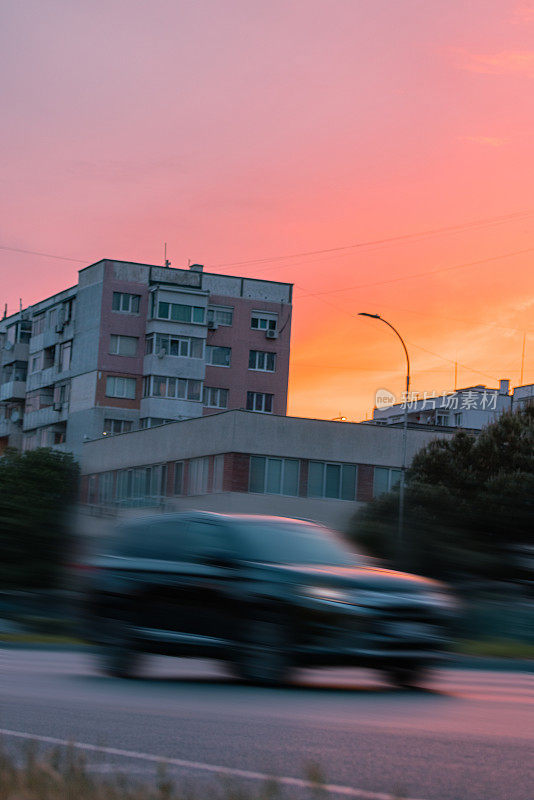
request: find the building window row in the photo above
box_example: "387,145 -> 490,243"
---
145,333 -> 203,359
143,375 -> 202,401
115,464 -> 167,506
103,418 -> 133,435
157,301 -> 204,324
112,292 -> 140,314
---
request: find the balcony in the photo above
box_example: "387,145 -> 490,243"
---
0,380 -> 27,401
26,367 -> 57,391
23,405 -> 69,431
1,342 -> 29,366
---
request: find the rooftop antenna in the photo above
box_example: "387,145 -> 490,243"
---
2,303 -> 7,319
19,298 -> 23,313
164,243 -> 171,268
520,332 -> 526,385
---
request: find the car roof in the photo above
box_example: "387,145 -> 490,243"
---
115,511 -> 321,530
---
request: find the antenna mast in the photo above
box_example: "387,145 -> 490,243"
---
164,243 -> 171,268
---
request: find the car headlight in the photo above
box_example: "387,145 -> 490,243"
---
301,586 -> 354,604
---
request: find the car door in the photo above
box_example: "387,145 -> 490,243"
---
182,518 -> 239,645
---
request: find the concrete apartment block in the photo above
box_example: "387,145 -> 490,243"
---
0,260 -> 292,456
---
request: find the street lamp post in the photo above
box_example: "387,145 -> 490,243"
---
359,313 -> 410,565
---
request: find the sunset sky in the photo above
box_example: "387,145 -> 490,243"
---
1,0 -> 533,420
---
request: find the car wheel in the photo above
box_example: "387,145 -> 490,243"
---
386,664 -> 428,690
234,618 -> 293,687
96,621 -> 141,679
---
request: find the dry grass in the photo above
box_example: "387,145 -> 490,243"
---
0,744 -> 332,800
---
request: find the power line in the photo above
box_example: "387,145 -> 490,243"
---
0,245 -> 87,263
296,244 -> 534,299
206,209 -> 534,272
296,284 -> 502,383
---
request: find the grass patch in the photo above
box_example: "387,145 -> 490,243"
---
454,638 -> 534,659
0,744 -> 333,800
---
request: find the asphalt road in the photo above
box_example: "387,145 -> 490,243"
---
0,649 -> 532,800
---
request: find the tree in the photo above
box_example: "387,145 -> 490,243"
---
350,405 -> 534,580
0,448 -> 80,590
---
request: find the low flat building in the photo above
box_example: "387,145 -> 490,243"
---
80,410 -> 453,532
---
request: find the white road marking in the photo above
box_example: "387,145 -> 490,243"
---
0,727 -> 429,800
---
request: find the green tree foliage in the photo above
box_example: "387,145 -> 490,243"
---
0,448 -> 80,589
350,405 -> 534,579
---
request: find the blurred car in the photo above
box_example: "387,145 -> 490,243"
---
80,512 -> 457,687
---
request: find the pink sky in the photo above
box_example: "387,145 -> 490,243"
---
1,0 -> 533,420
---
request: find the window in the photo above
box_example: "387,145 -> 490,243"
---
246,391 -> 273,413
188,457 -> 210,495
157,301 -> 204,324
174,461 -> 184,495
249,456 -> 299,496
32,315 -> 45,336
454,413 -> 463,426
31,355 -> 41,373
251,311 -> 277,331
53,382 -> 70,407
110,334 -> 138,357
206,345 -> 231,367
106,376 -> 137,399
373,467 -> 401,498
112,292 -> 141,314
436,414 -> 449,426
103,419 -> 133,435
139,417 -> 174,429
143,375 -> 202,401
308,462 -> 357,500
207,305 -> 234,326
203,386 -> 228,409
43,345 -> 55,369
98,472 -> 114,505
115,464 -> 167,507
145,333 -> 203,359
58,341 -> 72,372
248,350 -> 276,371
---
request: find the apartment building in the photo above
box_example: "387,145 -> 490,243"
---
371,379 -> 534,431
80,410 -> 452,532
0,260 -> 292,455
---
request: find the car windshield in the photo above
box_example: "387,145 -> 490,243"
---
234,520 -> 359,566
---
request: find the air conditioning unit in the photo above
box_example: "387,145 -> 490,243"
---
55,322 -> 64,333
265,329 -> 278,339
207,320 -> 219,331
4,341 -> 13,351
53,402 -> 63,412
10,410 -> 21,423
